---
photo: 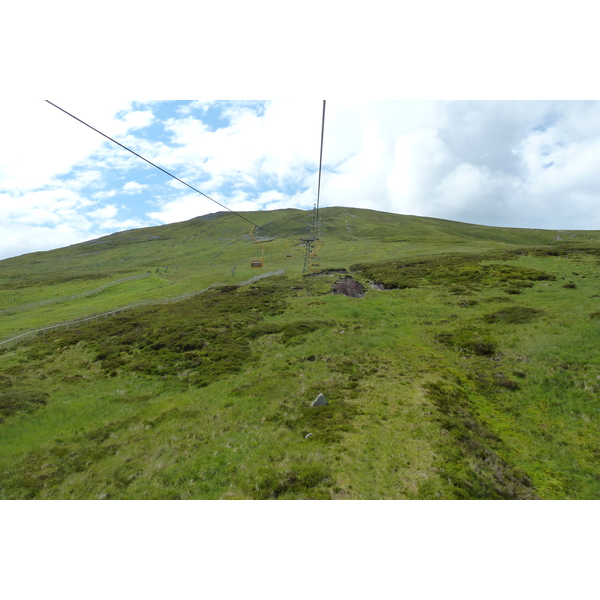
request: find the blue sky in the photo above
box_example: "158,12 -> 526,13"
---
3,99 -> 600,260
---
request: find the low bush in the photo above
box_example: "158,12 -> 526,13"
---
350,252 -> 555,291
250,462 -> 332,499
424,378 -> 537,499
483,306 -> 543,324
0,389 -> 50,420
435,330 -> 497,356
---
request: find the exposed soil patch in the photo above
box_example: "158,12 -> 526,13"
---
332,276 -> 366,298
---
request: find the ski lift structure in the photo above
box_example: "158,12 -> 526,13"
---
310,239 -> 322,270
300,237 -> 322,273
247,101 -> 326,273
306,101 -> 326,273
249,226 -> 265,268
45,100 -> 327,276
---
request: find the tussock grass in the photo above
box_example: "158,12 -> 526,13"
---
2,209 -> 600,498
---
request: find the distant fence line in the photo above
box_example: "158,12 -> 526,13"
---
0,272 -> 151,316
0,269 -> 285,350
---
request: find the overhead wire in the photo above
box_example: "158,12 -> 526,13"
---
315,100 -> 326,241
45,100 -> 324,247
45,100 -> 259,228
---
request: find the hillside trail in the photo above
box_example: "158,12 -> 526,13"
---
0,270 -> 284,349
0,273 -> 150,315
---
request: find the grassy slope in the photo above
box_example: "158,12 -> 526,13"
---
0,207 -> 585,337
1,208 -> 600,499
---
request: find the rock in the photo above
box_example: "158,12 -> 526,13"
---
332,276 -> 366,298
305,433 -> 313,439
311,393 -> 328,407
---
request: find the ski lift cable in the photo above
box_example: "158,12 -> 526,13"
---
45,100 -> 321,246
46,100 -> 260,229
315,100 -> 326,241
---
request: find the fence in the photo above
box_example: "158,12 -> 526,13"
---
0,269 -> 285,350
0,272 -> 151,316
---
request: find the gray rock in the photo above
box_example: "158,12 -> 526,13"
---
305,433 -> 313,439
311,393 -> 328,407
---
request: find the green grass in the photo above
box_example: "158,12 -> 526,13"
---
2,208 -> 600,498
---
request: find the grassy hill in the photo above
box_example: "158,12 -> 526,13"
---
1,207 -> 600,499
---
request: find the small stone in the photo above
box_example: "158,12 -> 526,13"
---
311,393 -> 328,407
305,433 -> 313,439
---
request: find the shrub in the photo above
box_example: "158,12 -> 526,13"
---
483,306 -> 543,324
435,330 -> 497,356
494,373 -> 520,390
459,299 -> 479,308
0,389 -> 50,419
251,463 -> 331,499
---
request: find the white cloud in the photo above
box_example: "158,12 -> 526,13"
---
148,193 -> 222,224
122,181 -> 148,194
0,100 -> 143,192
149,100 -> 600,231
260,189 -> 315,212
88,205 -> 119,220
384,129 -> 451,213
152,101 -> 326,191
94,217 -> 148,232
92,190 -> 118,199
117,109 -> 155,132
0,189 -> 93,225
0,223 -> 97,260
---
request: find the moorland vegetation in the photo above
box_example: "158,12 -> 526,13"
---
1,207 -> 599,499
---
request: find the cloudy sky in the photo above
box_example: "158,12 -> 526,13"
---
2,99 -> 600,260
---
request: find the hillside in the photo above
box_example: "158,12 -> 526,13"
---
1,207 -> 600,499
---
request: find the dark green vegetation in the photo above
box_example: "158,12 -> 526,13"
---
2,208 -> 600,499
350,250 -> 557,291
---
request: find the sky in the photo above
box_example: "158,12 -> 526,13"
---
3,1 -> 599,592
3,99 -> 600,260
